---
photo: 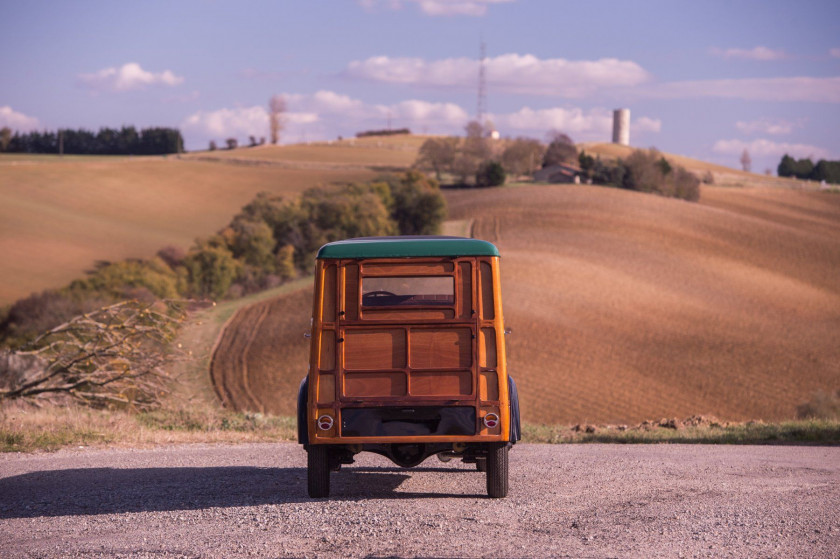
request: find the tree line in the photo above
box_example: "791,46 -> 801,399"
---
414,123 -> 699,201
777,154 -> 840,184
0,172 -> 446,347
0,126 -> 183,155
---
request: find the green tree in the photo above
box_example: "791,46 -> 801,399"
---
387,171 -> 447,234
183,241 -> 240,299
778,154 -> 796,177
69,258 -> 180,301
475,161 -> 506,187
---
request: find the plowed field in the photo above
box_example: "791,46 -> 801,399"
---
211,184 -> 840,424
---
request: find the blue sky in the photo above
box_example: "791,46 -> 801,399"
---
2,0 -> 839,173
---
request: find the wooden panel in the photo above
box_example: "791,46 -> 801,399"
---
344,263 -> 358,321
362,262 -> 454,276
317,374 -> 335,403
479,370 -> 499,401
344,329 -> 406,370
361,309 -> 454,321
479,327 -> 497,369
319,330 -> 335,371
344,372 -> 407,397
479,261 -> 495,320
322,264 -> 336,322
458,261 -> 472,319
410,328 -> 471,369
411,371 -> 472,396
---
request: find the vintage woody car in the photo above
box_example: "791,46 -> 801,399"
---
297,236 -> 520,498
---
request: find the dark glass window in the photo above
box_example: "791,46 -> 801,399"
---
361,276 -> 454,307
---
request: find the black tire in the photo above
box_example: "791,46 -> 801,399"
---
486,443 -> 509,498
475,458 -> 487,472
307,445 -> 330,498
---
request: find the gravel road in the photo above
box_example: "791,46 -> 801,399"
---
1,443 -> 838,558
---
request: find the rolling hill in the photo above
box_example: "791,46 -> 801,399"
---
213,182 -> 840,424
0,153 -> 380,305
4,136 -> 838,424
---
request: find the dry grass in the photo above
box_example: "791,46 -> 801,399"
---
524,418 -> 840,445
182,134 -> 426,168
443,184 -> 840,424
213,182 -> 840,426
0,155 -> 378,305
0,281 -> 311,453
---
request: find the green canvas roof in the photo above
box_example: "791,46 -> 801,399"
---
316,236 -> 500,259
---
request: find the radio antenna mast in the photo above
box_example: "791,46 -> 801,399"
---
477,37 -> 487,126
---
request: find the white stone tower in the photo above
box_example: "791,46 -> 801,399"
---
612,108 -> 630,146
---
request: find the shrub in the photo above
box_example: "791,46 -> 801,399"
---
69,258 -> 180,300
388,171 -> 447,234
183,241 -> 240,299
475,161 -> 506,187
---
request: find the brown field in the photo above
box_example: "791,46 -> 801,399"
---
215,183 -> 840,424
182,134 -> 427,169
0,155 -> 377,304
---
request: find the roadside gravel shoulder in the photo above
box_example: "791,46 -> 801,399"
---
1,443 -> 839,558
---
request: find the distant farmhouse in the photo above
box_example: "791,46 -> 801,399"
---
534,163 -> 583,184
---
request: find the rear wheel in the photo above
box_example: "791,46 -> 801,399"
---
486,443 -> 509,498
307,445 -> 330,498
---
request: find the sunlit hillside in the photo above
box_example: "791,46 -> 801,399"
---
223,182 -> 840,424
0,155 -> 378,304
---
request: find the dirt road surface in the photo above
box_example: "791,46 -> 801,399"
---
1,443 -> 838,558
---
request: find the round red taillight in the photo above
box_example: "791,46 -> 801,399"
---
483,413 -> 499,429
317,415 -> 334,430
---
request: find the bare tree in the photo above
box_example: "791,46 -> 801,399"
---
269,95 -> 286,145
415,137 -> 459,181
501,138 -> 546,177
543,131 -> 577,167
0,300 -> 186,410
740,149 -> 752,173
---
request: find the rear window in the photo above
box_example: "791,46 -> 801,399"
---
361,276 -> 454,307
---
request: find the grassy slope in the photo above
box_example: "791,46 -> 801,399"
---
446,184 -> 840,423
4,137 -> 840,449
182,134 -> 427,168
217,181 -> 840,425
0,155 -> 377,305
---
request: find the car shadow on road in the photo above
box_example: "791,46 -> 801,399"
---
0,465 -> 484,518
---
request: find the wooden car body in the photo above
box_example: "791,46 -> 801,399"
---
298,236 -> 519,497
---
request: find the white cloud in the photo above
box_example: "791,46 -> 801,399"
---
735,118 -> 803,136
498,107 -> 612,138
493,107 -> 660,142
180,93 -> 469,147
182,105 -> 318,141
633,116 -> 662,133
180,90 -> 664,150
645,76 -> 840,103
78,62 -> 184,93
710,46 -> 788,61
0,106 -> 40,131
831,48 -> 840,59
712,138 -> 830,160
346,54 -> 651,97
359,0 -> 513,16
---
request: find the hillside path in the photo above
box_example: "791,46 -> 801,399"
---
1,443 -> 838,557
